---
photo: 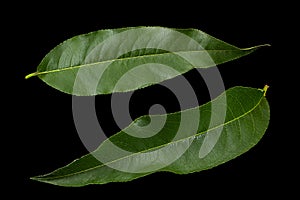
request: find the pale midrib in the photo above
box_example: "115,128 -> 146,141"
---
26,49 -> 247,79
39,92 -> 264,180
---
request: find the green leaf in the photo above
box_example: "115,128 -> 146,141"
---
25,27 -> 269,95
31,86 -> 270,186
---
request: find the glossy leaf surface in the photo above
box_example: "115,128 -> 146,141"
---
26,27 -> 267,95
32,86 -> 270,186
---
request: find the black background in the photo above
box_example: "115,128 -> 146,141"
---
3,1 -> 295,198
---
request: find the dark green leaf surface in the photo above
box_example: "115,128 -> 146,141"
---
31,86 -> 270,186
26,27 -> 268,95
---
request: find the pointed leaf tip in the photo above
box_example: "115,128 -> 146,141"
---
242,44 -> 271,51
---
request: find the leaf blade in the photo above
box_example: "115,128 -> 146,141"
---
31,86 -> 270,186
26,27 -> 269,95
